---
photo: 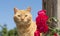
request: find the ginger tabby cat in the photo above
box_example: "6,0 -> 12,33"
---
13,7 -> 36,36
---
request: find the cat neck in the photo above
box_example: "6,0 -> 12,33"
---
16,20 -> 33,34
16,20 -> 33,29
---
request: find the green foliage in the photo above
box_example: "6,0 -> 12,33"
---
8,30 -> 14,36
45,17 -> 60,36
0,24 -> 18,36
8,28 -> 18,36
2,28 -> 8,36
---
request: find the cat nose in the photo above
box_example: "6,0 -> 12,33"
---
21,19 -> 24,21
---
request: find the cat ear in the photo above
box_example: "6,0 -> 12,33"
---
14,8 -> 18,14
26,7 -> 31,12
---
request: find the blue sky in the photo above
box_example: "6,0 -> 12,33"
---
0,0 -> 42,30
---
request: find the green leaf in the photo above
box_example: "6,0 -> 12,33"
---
52,17 -> 58,23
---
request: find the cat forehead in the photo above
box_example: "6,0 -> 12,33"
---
17,10 -> 30,14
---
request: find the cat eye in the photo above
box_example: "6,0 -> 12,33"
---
25,15 -> 27,17
18,15 -> 21,17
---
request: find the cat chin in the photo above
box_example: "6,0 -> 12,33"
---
18,23 -> 31,26
17,21 -> 30,24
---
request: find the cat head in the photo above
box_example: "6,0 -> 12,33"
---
14,7 -> 32,25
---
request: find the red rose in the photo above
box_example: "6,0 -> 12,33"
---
54,33 -> 58,36
34,10 -> 49,36
34,30 -> 40,36
36,10 -> 49,33
38,10 -> 46,15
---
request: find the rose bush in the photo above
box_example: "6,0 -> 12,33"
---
34,10 -> 58,36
